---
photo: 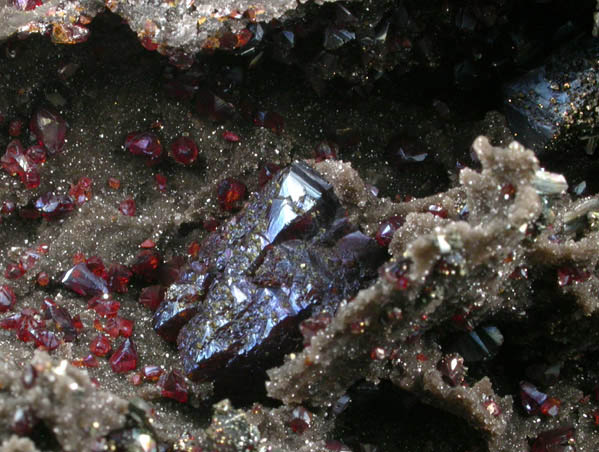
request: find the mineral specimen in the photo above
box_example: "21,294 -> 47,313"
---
154,162 -> 384,382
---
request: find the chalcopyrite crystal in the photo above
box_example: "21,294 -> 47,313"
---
154,162 -> 384,380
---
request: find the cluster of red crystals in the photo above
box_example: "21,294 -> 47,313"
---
8,119 -> 23,137
30,108 -> 66,154
557,266 -> 590,287
222,131 -> 240,143
139,285 -> 165,311
0,307 -> 66,352
41,297 -> 77,341
12,0 -> 43,11
379,259 -> 411,290
118,199 -> 136,216
109,338 -> 138,373
0,285 -> 17,312
69,177 -> 93,205
35,192 -> 75,219
5,261 -> 25,280
299,313 -> 332,346
1,140 -> 41,189
437,353 -> 466,386
375,216 -> 404,247
90,334 -> 112,357
158,369 -> 189,403
531,426 -> 576,452
155,173 -> 167,192
86,256 -> 108,279
216,178 -> 247,211
313,141 -> 338,162
171,137 -> 199,165
124,131 -> 163,164
103,316 -> 133,338
88,296 -> 120,318
131,249 -> 162,282
427,204 -> 448,218
289,407 -> 312,434
520,381 -> 560,417
258,163 -> 281,187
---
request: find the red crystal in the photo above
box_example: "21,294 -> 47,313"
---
8,119 -> 23,137
520,381 -> 548,415
299,313 -> 332,346
531,426 -> 576,452
0,285 -> 17,312
34,192 -> 75,219
124,131 -> 163,163
5,261 -> 25,280
375,216 -> 404,247
129,372 -> 143,385
119,199 -> 136,216
34,330 -> 60,351
62,263 -> 109,297
540,397 -> 561,417
90,334 -> 112,357
108,177 -> 121,189
69,177 -> 93,205
13,0 -> 43,11
195,89 -> 235,122
86,256 -> 107,279
139,285 -> 165,311
88,296 -> 120,318
109,338 -> 138,373
142,365 -> 164,381
16,310 -> 44,343
171,137 -> 198,165
483,400 -> 502,416
107,264 -> 132,293
155,173 -> 167,192
379,259 -> 411,290
203,218 -> 220,231
26,145 -> 46,164
427,204 -> 448,218
36,272 -> 50,287
557,266 -> 590,287
30,108 -> 67,154
289,406 -> 312,434
258,163 -> 281,187
41,297 -> 77,341
222,131 -> 240,142
370,347 -> 387,360
188,241 -> 200,258
11,407 -> 37,436
1,201 -> 16,215
82,354 -> 99,367
217,178 -> 247,211
313,141 -> 338,162
140,239 -> 155,249
131,249 -> 162,282
158,369 -> 188,403
1,139 -> 40,188
437,354 -> 466,386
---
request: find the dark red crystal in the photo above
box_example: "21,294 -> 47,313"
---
86,256 -> 107,280
437,354 -> 466,387
69,177 -> 93,205
222,131 -> 240,142
131,249 -> 162,282
30,108 -> 67,154
216,178 -> 247,211
139,285 -> 165,311
0,285 -> 17,312
90,334 -> 112,357
171,137 -> 198,165
34,192 -> 75,219
557,266 -> 590,287
427,204 -> 448,218
41,297 -> 77,341
142,365 -> 164,381
107,264 -> 132,293
1,139 -> 40,189
118,199 -> 136,216
158,369 -> 189,403
34,330 -> 60,351
124,131 -> 163,163
8,119 -> 23,137
109,338 -> 138,373
88,296 -> 120,318
531,426 -> 576,452
289,407 -> 312,434
155,173 -> 167,192
5,261 -> 25,280
299,313 -> 332,346
195,89 -> 235,122
375,216 -> 404,247
13,0 -> 43,11
258,163 -> 281,187
11,407 -> 37,435
61,263 -> 109,297
520,381 -> 548,415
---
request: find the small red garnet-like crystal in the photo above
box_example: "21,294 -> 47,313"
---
131,249 -> 162,282
188,241 -> 200,258
11,407 -> 37,436
90,334 -> 112,357
299,313 -> 332,346
557,266 -> 590,287
88,296 -> 120,318
222,131 -> 240,143
62,263 -> 109,297
107,264 -> 132,293
375,216 -> 404,247
13,0 -> 43,11
203,218 -> 220,231
69,177 -> 93,205
530,426 -> 575,452
109,338 -> 138,373
107,177 -> 121,189
171,137 -> 199,165
86,256 -> 107,279
81,354 -> 99,368
139,285 -> 165,311
0,285 -> 17,312
26,145 -> 46,165
483,400 -> 502,417
5,261 -> 25,280
427,204 -> 448,219
437,353 -> 466,387
34,330 -> 60,351
30,108 -> 67,155
36,272 -> 50,287
34,192 -> 75,219
539,397 -> 561,417
258,163 -> 281,187
289,406 -> 312,434
118,199 -> 136,216
217,178 -> 247,211
520,381 -> 548,415
142,365 -> 164,381
8,119 -> 23,137
124,131 -> 163,163
158,369 -> 189,403
155,173 -> 167,192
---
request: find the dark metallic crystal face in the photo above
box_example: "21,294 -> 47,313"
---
153,162 -> 384,381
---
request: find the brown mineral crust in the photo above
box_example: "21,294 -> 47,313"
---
0,350 -> 128,451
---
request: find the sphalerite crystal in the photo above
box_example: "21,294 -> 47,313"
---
154,162 -> 384,380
